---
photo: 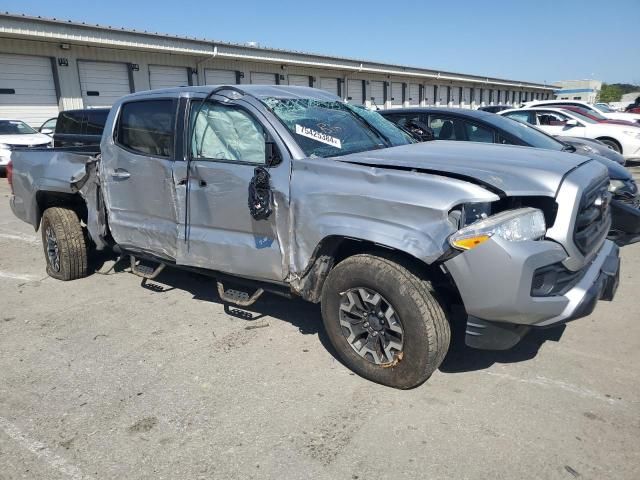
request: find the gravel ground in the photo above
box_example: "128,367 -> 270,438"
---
0,173 -> 639,480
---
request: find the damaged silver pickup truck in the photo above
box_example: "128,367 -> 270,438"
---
8,86 -> 621,389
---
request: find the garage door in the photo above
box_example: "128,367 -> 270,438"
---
78,61 -> 131,108
251,72 -> 277,85
390,82 -> 403,107
347,79 -> 363,105
0,53 -> 58,126
370,81 -> 385,108
288,75 -> 311,87
462,87 -> 471,107
319,77 -> 339,96
450,86 -> 460,107
204,69 -> 237,85
408,84 -> 420,106
149,65 -> 190,90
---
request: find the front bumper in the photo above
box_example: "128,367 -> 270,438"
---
445,237 -> 620,329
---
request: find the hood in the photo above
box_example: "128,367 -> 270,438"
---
557,135 -> 626,166
0,133 -> 52,147
333,141 -> 591,197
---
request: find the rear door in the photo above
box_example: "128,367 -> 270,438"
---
100,98 -> 180,259
172,98 -> 287,281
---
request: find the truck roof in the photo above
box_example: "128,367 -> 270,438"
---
120,85 -> 340,102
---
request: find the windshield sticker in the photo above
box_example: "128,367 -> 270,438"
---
295,124 -> 342,149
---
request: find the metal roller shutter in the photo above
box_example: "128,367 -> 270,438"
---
288,75 -> 310,87
78,61 -> 131,108
390,82 -> 403,107
319,78 -> 339,96
462,87 -> 471,107
370,81 -> 385,108
450,86 -> 460,106
204,69 -> 237,85
0,53 -> 58,126
347,79 -> 363,105
250,72 -> 277,84
149,65 -> 189,90
408,84 -> 420,106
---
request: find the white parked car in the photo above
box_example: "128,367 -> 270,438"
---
523,100 -> 640,124
499,107 -> 640,161
0,119 -> 52,174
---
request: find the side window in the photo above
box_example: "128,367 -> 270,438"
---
496,134 -> 515,145
388,114 -> 422,128
86,110 -> 108,135
429,116 -> 458,140
464,122 -> 494,143
57,111 -> 83,135
536,111 -> 568,126
117,100 -> 176,158
190,101 -> 265,164
504,111 -> 532,125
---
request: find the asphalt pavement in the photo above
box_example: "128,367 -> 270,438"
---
0,176 -> 638,480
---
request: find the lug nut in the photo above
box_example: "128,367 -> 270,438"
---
372,331 -> 378,337
363,322 -> 369,328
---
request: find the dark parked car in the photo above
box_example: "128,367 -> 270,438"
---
477,105 -> 512,113
53,108 -> 109,152
381,107 -> 640,245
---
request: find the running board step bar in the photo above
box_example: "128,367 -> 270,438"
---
217,281 -> 264,307
129,255 -> 166,279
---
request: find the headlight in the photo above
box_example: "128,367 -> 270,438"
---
0,143 -> 9,151
608,179 -> 626,193
622,130 -> 640,139
449,207 -> 546,250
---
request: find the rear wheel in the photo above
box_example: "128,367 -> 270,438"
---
321,254 -> 450,389
40,207 -> 88,281
596,137 -> 622,153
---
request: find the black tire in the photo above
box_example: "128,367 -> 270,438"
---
596,137 -> 622,153
40,207 -> 88,281
321,254 -> 450,389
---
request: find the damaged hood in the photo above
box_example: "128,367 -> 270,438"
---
334,141 -> 592,197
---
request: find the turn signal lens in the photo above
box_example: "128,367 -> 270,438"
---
450,234 -> 491,250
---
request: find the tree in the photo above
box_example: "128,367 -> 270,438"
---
598,83 -> 623,103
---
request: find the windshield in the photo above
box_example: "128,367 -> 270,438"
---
566,110 -> 597,124
490,114 -> 565,151
572,107 -> 605,120
596,103 -> 614,113
0,120 -> 38,135
262,97 -> 414,158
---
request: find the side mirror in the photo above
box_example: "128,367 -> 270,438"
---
40,128 -> 54,135
265,140 -> 282,167
565,119 -> 579,127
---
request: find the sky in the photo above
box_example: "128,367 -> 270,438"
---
2,0 -> 639,85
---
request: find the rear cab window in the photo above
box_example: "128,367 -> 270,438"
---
86,110 -> 109,135
116,99 -> 177,158
57,111 -> 84,135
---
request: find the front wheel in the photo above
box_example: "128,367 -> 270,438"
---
597,138 -> 622,153
40,207 -> 88,281
321,254 -> 450,389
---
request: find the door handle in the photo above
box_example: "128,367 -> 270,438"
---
111,168 -> 131,179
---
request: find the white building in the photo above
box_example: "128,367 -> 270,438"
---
0,13 -> 555,126
554,79 -> 602,103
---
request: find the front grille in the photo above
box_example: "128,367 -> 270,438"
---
574,177 -> 611,255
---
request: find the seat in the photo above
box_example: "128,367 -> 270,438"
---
438,120 -> 454,139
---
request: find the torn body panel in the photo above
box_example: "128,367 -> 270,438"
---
288,156 -> 500,286
9,149 -> 93,229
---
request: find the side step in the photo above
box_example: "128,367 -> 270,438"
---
216,281 -> 264,307
129,255 -> 166,280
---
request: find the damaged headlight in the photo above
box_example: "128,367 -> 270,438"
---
449,207 -> 546,250
608,179 -> 626,193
